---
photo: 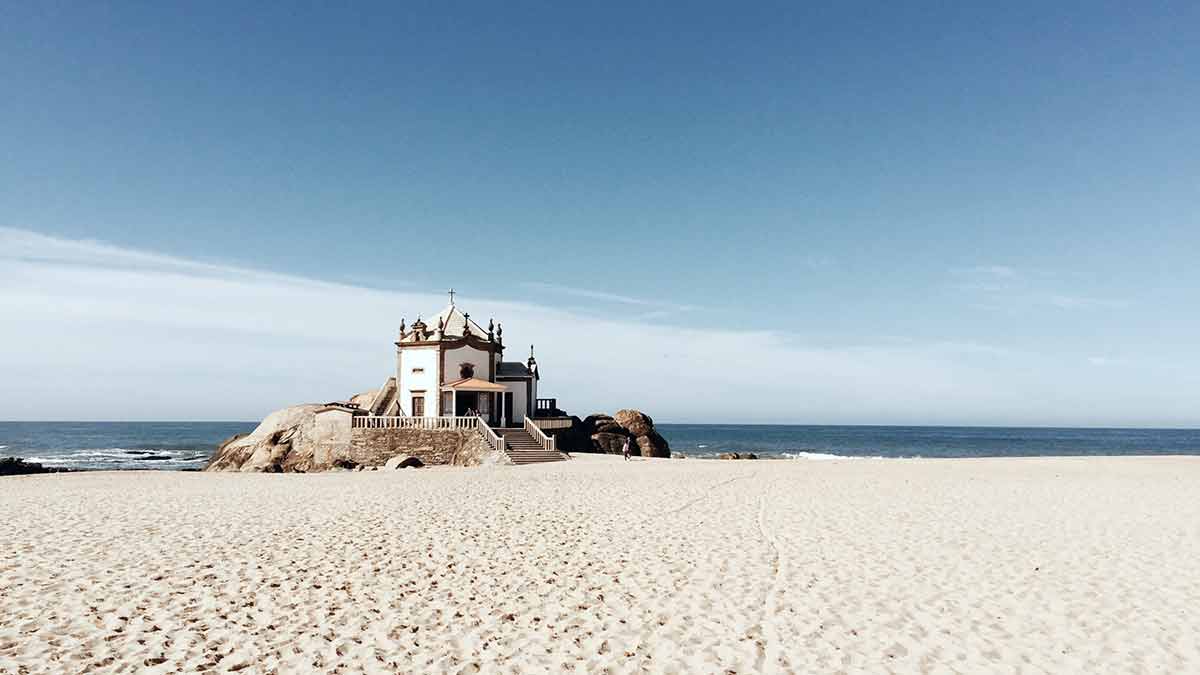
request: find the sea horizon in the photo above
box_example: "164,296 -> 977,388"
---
5,421 -> 1199,471
3,419 -> 1199,430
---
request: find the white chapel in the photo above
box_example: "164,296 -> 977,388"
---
362,291 -> 545,428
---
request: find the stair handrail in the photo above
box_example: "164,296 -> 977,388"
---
475,415 -> 506,454
523,416 -> 557,454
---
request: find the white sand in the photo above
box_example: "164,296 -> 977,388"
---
2,455 -> 1199,673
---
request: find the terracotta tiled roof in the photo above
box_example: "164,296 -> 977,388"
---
440,377 -> 508,392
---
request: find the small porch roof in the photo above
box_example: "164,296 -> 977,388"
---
440,377 -> 507,393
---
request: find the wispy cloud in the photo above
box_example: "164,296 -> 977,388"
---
952,264 -> 1126,312
519,281 -> 700,313
1046,294 -> 1128,310
0,229 -> 1185,426
956,264 -> 1019,280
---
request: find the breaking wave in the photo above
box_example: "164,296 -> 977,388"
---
14,447 -> 210,469
779,451 -> 889,461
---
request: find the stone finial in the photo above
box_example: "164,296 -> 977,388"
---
487,318 -> 495,341
399,318 -> 406,338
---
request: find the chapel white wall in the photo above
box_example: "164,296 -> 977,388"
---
443,344 -> 493,382
396,347 -> 439,416
500,380 -> 529,424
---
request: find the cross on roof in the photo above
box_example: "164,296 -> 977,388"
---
448,288 -> 456,306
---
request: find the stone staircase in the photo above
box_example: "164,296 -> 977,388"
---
498,428 -> 568,465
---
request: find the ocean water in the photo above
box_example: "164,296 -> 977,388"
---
1,422 -> 1198,471
659,424 -> 1200,460
0,422 -> 256,471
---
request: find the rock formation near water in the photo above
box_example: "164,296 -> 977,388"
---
204,404 -> 326,473
555,409 -> 670,458
0,457 -> 71,476
206,397 -> 669,471
205,396 -> 512,473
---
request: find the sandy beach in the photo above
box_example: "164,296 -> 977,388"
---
1,455 -> 1198,673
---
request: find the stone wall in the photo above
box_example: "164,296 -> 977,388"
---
206,404 -> 512,472
348,428 -> 506,467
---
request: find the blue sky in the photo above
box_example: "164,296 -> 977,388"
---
2,2 -> 1198,425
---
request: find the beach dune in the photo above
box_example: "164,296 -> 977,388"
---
1,455 -> 1198,673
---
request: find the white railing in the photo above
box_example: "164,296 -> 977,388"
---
475,415 -> 506,454
351,415 -> 479,430
524,416 -> 558,454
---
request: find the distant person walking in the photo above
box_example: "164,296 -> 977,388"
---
622,437 -> 631,461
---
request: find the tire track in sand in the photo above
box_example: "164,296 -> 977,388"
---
658,472 -> 758,518
752,478 -> 784,672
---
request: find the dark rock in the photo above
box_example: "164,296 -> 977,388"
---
672,452 -> 687,459
570,410 -> 670,457
582,414 -> 615,434
549,425 -> 593,454
594,421 -> 625,435
635,430 -> 671,458
718,452 -> 740,460
0,457 -> 67,475
591,432 -> 629,455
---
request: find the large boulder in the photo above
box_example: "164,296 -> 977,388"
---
547,418 -> 593,454
591,432 -> 630,455
635,431 -> 670,458
205,398 -> 509,472
614,410 -> 655,437
205,404 -> 324,473
582,414 -> 615,434
568,408 -> 670,458
594,421 -> 625,435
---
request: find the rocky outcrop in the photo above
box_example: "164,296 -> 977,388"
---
636,431 -> 670,457
205,400 -> 509,472
614,410 -> 670,458
591,432 -> 629,455
557,409 -> 670,458
1,457 -> 70,476
613,410 -> 654,437
204,404 -> 326,473
718,452 -> 758,460
206,399 -> 667,471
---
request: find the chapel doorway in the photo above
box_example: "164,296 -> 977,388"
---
503,392 -> 514,427
455,391 -> 478,416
